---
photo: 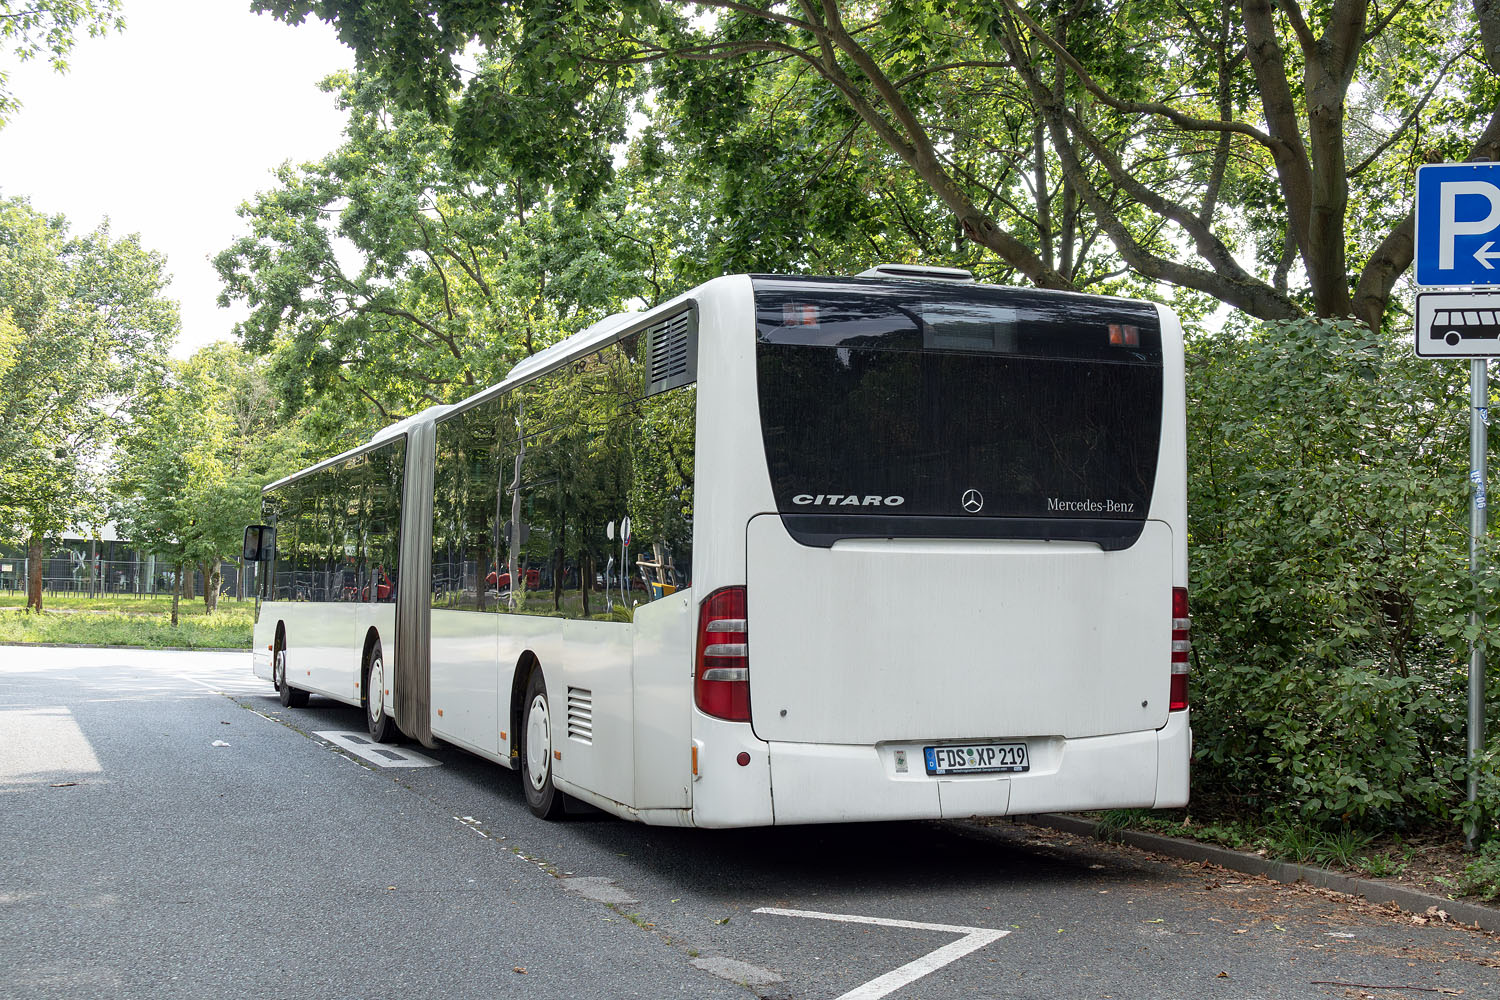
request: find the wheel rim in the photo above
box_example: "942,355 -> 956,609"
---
526,693 -> 551,791
273,648 -> 286,688
368,655 -> 384,726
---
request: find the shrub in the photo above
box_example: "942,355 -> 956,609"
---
1186,318 -> 1496,833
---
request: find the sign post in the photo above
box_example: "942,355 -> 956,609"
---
1415,162 -> 1500,848
1472,360 -> 1488,846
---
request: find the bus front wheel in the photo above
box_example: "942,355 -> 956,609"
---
521,669 -> 566,820
1447,331 -> 1462,346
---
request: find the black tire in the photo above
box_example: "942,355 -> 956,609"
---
364,642 -> 394,743
520,669 -> 566,820
275,634 -> 309,708
1447,330 -> 1462,346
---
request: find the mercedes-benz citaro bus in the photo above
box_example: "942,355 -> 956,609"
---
242,264 -> 1190,827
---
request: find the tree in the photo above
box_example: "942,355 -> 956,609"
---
255,0 -> 1500,331
0,197 -> 176,610
216,72 -> 652,442
0,0 -> 124,125
111,344 -> 277,619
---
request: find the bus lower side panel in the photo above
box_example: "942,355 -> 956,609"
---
251,600 -> 394,709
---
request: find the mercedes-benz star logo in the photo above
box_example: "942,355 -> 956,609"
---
961,489 -> 984,513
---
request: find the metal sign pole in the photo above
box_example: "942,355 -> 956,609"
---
1470,358 -> 1489,851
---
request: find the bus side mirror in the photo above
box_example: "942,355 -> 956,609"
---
243,525 -> 274,561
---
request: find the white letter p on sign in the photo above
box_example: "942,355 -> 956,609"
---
1440,181 -> 1500,269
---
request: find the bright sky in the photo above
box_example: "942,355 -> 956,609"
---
0,0 -> 354,358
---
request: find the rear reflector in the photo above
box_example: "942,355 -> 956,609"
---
1170,587 -> 1190,711
697,586 -> 750,721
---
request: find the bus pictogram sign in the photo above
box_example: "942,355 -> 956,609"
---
1415,291 -> 1500,357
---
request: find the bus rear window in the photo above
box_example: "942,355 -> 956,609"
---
752,277 -> 1164,549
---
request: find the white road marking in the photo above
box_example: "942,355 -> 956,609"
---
755,907 -> 1008,1000
314,731 -> 439,768
174,673 -> 262,694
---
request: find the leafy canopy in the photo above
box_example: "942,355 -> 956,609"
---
0,0 -> 124,124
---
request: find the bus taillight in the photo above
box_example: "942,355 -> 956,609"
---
1170,587 -> 1190,711
696,586 -> 750,722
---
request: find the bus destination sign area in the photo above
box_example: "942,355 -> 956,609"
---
1414,291 -> 1500,358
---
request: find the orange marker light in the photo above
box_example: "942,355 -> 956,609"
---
691,745 -> 699,776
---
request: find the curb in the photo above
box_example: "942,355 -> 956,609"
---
1021,813 -> 1500,934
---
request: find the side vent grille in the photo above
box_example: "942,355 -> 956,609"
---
645,309 -> 696,396
566,687 -> 594,744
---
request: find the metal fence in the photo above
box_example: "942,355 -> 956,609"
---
0,557 -> 251,600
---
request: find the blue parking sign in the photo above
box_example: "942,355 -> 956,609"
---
1416,163 -> 1500,286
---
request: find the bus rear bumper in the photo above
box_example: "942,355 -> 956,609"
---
764,714 -> 1191,826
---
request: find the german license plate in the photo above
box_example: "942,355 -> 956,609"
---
924,742 -> 1029,775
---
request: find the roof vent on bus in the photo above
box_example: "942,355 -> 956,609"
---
857,263 -> 975,283
645,308 -> 697,396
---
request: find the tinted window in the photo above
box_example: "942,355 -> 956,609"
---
504,334 -> 695,620
753,278 -> 1162,549
262,436 -> 405,602
432,396 -> 513,612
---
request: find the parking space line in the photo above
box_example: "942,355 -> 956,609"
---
314,731 -> 439,768
754,907 -> 1008,1000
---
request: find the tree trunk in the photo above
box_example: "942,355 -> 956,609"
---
171,561 -> 182,627
183,565 -> 195,601
203,559 -> 221,613
26,532 -> 43,612
204,560 -> 220,614
581,551 -> 591,619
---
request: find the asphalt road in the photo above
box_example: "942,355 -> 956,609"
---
3,645 -> 1498,1000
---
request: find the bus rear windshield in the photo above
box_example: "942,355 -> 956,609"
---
752,277 -> 1164,549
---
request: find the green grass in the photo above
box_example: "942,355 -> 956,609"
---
1091,809 -> 1391,869
0,601 -> 254,649
0,593 -> 250,616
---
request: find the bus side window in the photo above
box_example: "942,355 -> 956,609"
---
630,378 -> 696,601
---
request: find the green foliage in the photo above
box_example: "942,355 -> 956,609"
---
254,0 -> 1499,329
0,196 -> 176,563
1464,740 -> 1500,837
1187,317 -> 1486,832
0,0 -> 124,125
110,342 -> 293,611
1447,840 -> 1500,901
1356,847 -> 1412,879
216,72 -> 650,450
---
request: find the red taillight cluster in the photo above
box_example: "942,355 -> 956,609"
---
696,586 -> 750,722
1170,587 -> 1190,711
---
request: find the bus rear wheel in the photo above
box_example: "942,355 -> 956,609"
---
364,643 -> 394,743
275,634 -> 309,708
521,669 -> 566,820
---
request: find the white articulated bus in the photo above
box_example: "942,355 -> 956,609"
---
243,267 -> 1190,827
